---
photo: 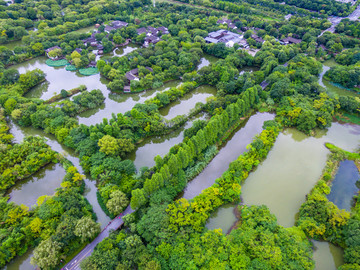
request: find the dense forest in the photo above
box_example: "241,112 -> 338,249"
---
0,0 -> 358,268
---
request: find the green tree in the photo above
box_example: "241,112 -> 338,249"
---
98,135 -> 119,155
74,216 -> 101,243
106,190 -> 129,216
31,238 -> 61,269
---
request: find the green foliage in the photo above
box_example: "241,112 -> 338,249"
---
0,136 -> 57,191
74,216 -> 101,243
65,65 -> 77,71
78,67 -> 99,76
45,59 -> 69,67
325,65 -> 360,90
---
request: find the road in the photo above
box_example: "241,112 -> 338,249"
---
319,4 -> 360,36
62,205 -> 134,270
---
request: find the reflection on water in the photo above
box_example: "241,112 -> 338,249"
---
79,80 -> 182,125
241,123 -> 360,227
328,160 -> 360,211
197,54 -> 218,70
129,113 -> 208,169
10,56 -> 109,100
182,112 -> 275,199
8,120 -> 110,228
4,249 -> 35,270
320,59 -> 360,98
159,85 -> 216,119
6,163 -> 66,208
205,203 -> 237,233
312,241 -> 344,270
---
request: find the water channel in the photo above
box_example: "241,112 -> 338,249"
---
129,113 -> 208,170
159,85 -> 216,120
182,112 -> 275,199
327,160 -> 360,212
204,122 -> 360,232
319,59 -> 360,98
312,241 -> 344,270
8,120 -> 111,228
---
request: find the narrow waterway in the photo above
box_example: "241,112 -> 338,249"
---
4,249 -> 34,270
182,112 -> 275,199
6,163 -> 66,208
327,160 -> 360,211
129,113 -> 208,169
312,241 -> 344,270
79,80 -> 182,125
241,122 -> 360,227
159,85 -> 216,119
319,59 -> 360,98
197,54 -> 218,70
9,121 -> 111,228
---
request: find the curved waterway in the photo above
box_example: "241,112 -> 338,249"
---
4,249 -> 34,270
319,59 -> 360,98
8,56 -> 185,126
6,163 -> 66,208
312,241 -> 344,270
129,113 -> 208,169
241,122 -> 360,227
79,80 -> 182,125
9,121 -> 111,228
182,112 -> 275,199
197,54 -> 218,70
159,85 -> 216,119
327,160 -> 360,211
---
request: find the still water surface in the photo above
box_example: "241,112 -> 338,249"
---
327,160 -> 360,211
129,113 -> 208,169
241,122 -> 360,227
6,163 -> 66,208
312,241 -> 344,270
182,112 -> 275,199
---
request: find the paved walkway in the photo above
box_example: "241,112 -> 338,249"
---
62,206 -> 134,270
320,5 -> 360,36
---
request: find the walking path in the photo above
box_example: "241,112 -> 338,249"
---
320,4 -> 360,36
62,205 -> 134,270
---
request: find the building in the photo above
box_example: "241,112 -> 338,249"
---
217,18 -> 237,30
281,37 -> 302,44
82,33 -> 97,46
251,34 -> 265,44
205,30 -> 245,48
157,26 -> 169,35
104,21 -> 128,33
125,67 -> 154,82
144,35 -> 161,47
284,14 -> 292,20
136,26 -> 169,47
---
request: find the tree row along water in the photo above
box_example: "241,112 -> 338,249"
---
9,48 -> 219,125
205,122 -> 359,269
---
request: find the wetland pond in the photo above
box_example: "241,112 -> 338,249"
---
6,163 -> 66,208
206,122 -> 360,233
159,85 -> 216,120
129,113 -> 208,170
327,160 -> 360,211
241,122 -> 360,228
